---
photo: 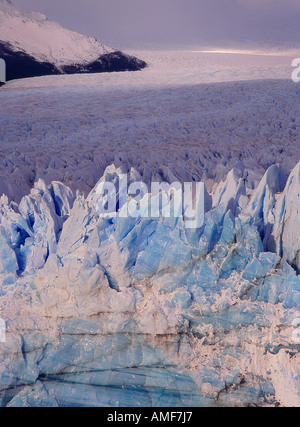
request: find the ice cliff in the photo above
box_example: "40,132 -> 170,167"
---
0,162 -> 299,407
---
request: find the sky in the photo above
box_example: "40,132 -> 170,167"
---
13,0 -> 300,49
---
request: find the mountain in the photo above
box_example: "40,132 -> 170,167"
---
0,0 -> 146,81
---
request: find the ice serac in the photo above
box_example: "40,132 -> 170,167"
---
271,162 -> 300,273
243,164 -> 286,250
0,164 -> 299,407
0,179 -> 74,277
212,168 -> 247,215
0,0 -> 146,81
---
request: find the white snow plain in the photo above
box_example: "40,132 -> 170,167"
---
0,50 -> 299,203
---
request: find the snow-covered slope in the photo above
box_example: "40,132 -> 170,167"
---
0,163 -> 299,407
0,0 -> 146,80
0,0 -> 112,67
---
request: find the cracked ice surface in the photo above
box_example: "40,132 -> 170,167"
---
0,51 -> 299,203
0,162 -> 299,407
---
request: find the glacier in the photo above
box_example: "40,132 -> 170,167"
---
0,162 -> 299,407
1,78 -> 300,204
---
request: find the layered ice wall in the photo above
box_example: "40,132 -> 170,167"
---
0,162 -> 299,407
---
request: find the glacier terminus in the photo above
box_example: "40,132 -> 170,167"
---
0,162 -> 299,407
